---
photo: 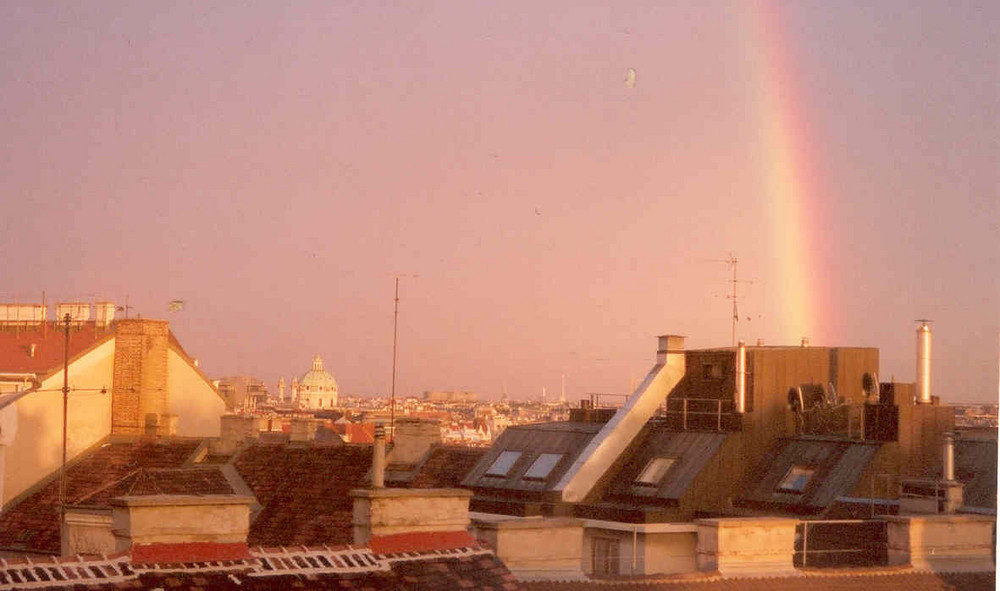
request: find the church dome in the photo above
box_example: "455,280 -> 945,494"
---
296,354 -> 338,408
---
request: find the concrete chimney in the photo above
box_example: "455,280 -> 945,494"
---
916,321 -> 932,404
735,340 -> 747,413
372,423 -> 386,488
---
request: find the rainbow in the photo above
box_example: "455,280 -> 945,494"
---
740,0 -> 828,345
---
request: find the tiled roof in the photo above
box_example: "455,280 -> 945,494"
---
0,322 -> 113,376
232,443 -> 374,547
411,445 -> 487,489
0,439 -> 203,554
520,571 -> 994,591
73,467 -> 233,506
0,543 -> 522,591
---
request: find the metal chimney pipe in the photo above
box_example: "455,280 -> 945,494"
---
735,340 -> 747,413
372,423 -> 386,488
943,431 -> 955,481
800,337 -> 809,348
916,321 -> 932,404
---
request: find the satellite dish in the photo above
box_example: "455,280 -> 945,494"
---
862,372 -> 876,396
0,405 -> 17,446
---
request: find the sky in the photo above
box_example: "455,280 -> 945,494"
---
1,1 -> 997,403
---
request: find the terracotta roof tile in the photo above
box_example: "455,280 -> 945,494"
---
0,439 -> 203,554
0,322 -> 113,376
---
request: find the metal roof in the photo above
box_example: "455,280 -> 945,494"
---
602,427 -> 729,501
737,438 -> 880,512
461,422 -> 603,492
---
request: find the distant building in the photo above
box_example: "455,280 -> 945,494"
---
424,390 -> 478,403
215,375 -> 269,411
295,354 -> 338,409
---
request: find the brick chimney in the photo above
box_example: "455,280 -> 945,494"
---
111,320 -> 170,435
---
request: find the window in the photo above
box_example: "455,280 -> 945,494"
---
523,453 -> 563,480
592,537 -> 620,576
701,363 -> 722,379
485,450 -> 522,477
635,457 -> 676,486
777,465 -> 814,493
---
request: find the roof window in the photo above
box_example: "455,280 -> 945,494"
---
485,450 -> 521,477
523,453 -> 563,481
635,457 -> 675,486
777,465 -> 814,493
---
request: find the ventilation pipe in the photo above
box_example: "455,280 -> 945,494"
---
372,423 -> 386,488
28,344 -> 36,358
916,320 -> 932,404
942,432 -> 955,481
735,340 -> 747,413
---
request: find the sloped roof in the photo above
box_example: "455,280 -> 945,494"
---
0,439 -> 204,554
0,322 -> 113,376
411,445 -> 487,489
462,422 -> 604,492
233,443 -> 373,547
0,541 -> 521,591
601,428 -> 729,502
737,438 -> 880,514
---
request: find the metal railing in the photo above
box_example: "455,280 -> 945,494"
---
795,519 -> 887,568
657,398 -> 740,432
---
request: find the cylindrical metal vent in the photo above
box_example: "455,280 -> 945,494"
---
372,423 -> 386,488
735,340 -> 747,413
943,431 -> 955,481
916,321 -> 932,404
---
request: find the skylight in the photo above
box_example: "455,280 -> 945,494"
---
485,450 -> 522,477
523,453 -> 563,480
777,465 -> 814,493
635,457 -> 675,486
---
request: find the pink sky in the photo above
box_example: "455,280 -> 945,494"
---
1,1 -> 997,403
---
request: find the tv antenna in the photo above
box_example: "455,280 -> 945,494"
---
709,254 -> 754,346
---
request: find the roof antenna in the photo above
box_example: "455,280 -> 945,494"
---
709,254 -> 754,346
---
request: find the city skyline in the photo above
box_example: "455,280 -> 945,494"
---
1,1 -> 996,403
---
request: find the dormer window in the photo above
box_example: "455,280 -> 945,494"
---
485,451 -> 522,477
635,457 -> 676,486
777,465 -> 814,493
523,453 -> 563,481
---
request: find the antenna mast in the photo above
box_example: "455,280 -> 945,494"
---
711,254 -> 753,346
390,277 -> 399,443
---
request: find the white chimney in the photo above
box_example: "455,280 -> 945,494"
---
735,340 -> 747,413
943,431 -> 955,481
916,321 -> 932,404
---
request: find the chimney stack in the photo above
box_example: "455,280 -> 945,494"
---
943,431 -> 955,481
372,423 -> 386,488
916,320 -> 932,404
